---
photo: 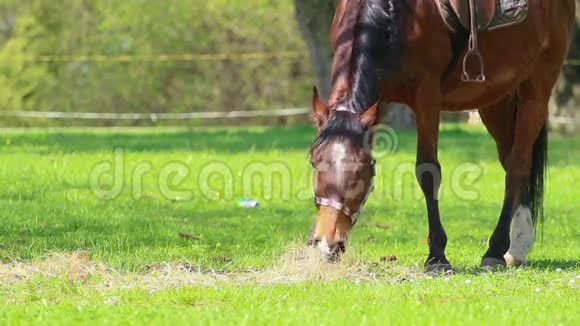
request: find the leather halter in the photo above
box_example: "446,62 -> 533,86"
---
333,105 -> 359,115
314,159 -> 376,225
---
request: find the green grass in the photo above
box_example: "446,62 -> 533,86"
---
0,125 -> 578,325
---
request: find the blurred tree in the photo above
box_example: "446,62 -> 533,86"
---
0,0 -> 314,126
0,4 -> 48,115
553,9 -> 579,132
0,0 -> 575,129
294,0 -> 335,101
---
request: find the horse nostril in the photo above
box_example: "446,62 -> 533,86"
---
335,241 -> 346,254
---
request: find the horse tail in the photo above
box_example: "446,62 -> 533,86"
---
529,121 -> 548,227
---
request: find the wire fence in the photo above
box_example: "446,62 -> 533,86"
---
0,52 -> 308,63
0,108 -> 310,121
0,109 -> 575,128
0,51 -> 577,127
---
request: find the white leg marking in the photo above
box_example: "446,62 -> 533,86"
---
317,237 -> 331,256
504,205 -> 535,266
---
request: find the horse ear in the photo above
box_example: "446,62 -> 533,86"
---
360,102 -> 379,126
312,87 -> 329,128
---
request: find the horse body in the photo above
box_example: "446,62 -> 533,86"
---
309,0 -> 575,270
332,0 -> 571,111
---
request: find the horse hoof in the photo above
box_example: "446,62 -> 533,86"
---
425,260 -> 454,275
481,257 -> 506,271
504,253 -> 527,267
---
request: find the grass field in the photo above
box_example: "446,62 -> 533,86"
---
0,125 -> 578,325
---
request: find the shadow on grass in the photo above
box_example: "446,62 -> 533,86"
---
0,125 -> 316,154
528,259 -> 580,270
0,125 -> 490,156
1,125 -> 579,167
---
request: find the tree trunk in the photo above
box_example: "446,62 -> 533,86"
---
552,11 -> 579,133
380,103 -> 417,129
0,14 -> 15,45
294,0 -> 335,101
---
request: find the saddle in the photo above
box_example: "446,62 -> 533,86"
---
438,0 -> 529,32
437,0 -> 529,82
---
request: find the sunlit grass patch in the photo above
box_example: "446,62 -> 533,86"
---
0,125 -> 578,324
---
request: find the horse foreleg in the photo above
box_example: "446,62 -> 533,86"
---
413,82 -> 451,273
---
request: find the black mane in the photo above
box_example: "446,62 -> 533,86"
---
311,112 -> 365,154
312,0 -> 406,151
347,0 -> 405,113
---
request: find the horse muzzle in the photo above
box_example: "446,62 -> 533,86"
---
307,206 -> 353,262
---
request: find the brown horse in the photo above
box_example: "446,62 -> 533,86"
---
308,0 -> 575,272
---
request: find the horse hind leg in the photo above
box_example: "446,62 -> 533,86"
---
478,94 -> 520,268
480,0 -> 571,269
478,94 -> 517,171
504,108 -> 549,267
504,204 -> 535,266
500,92 -> 548,268
480,71 -> 555,269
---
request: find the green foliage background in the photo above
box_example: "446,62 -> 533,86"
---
0,0 -> 313,126
0,1 -> 577,127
